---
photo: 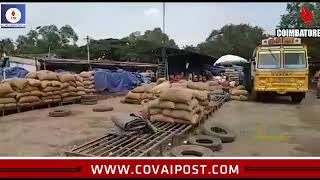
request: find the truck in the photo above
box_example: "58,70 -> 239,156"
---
249,37 -> 309,103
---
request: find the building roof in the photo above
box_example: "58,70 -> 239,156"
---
150,47 -> 218,60
37,58 -> 158,68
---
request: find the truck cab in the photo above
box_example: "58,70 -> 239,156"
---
251,37 -> 308,103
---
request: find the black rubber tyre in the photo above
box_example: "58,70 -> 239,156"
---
92,105 -> 114,112
202,123 -> 236,143
188,135 -> 222,151
169,145 -> 214,157
291,94 -> 304,104
49,109 -> 72,117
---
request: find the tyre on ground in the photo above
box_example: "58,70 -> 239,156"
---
187,135 -> 222,151
201,123 -> 236,143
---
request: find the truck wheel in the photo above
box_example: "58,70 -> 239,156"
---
250,89 -> 261,101
291,94 -> 304,104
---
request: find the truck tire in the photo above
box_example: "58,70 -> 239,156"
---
250,88 -> 258,101
291,93 -> 304,104
169,145 -> 214,157
188,135 -> 222,151
202,123 -> 236,143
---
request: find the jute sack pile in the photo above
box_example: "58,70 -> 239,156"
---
170,81 -> 187,88
184,81 -> 212,116
74,74 -> 86,96
207,80 -> 223,91
186,81 -> 209,91
0,81 -> 17,108
192,90 -> 210,116
148,87 -> 203,125
39,80 -> 62,102
151,81 -> 170,97
123,83 -> 156,104
230,88 -> 249,101
8,78 -> 42,106
26,70 -> 61,103
58,73 -> 79,100
79,71 -> 95,94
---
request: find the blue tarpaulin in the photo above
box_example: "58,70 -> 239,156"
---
94,68 -> 150,93
203,64 -> 225,76
0,67 -> 29,80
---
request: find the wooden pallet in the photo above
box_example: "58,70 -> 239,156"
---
0,98 -> 81,117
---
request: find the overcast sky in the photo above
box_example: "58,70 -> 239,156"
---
0,3 -> 287,48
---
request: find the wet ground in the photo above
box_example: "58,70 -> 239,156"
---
0,91 -> 319,157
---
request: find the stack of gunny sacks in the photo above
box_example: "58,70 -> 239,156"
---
229,85 -> 249,101
123,83 -> 156,105
79,71 -> 96,94
58,73 -> 81,101
26,70 -> 62,103
147,87 -> 201,124
0,81 -> 17,109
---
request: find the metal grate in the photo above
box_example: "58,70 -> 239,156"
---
65,121 -> 192,157
65,95 -> 226,157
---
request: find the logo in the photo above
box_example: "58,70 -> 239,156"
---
1,4 -> 26,28
275,6 -> 320,38
300,6 -> 314,25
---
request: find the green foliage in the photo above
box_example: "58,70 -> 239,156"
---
0,38 -> 15,54
15,24 -> 79,57
197,24 -> 267,59
279,2 -> 320,28
78,27 -> 178,63
279,3 -> 320,58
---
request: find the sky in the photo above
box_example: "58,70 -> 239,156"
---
0,2 -> 287,48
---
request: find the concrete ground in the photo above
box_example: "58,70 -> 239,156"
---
209,89 -> 320,157
0,91 -> 319,157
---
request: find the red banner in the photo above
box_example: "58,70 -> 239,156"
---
0,158 -> 319,178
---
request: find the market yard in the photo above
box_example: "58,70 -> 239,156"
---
0,96 -> 141,156
0,90 -> 319,157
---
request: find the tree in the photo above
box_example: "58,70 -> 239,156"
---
15,24 -> 80,57
279,2 -> 320,28
60,25 -> 78,46
78,27 -> 179,63
0,38 -> 15,54
141,27 -> 178,48
198,24 -> 267,59
279,3 -> 320,58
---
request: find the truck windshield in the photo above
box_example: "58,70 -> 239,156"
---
258,51 -> 281,69
283,51 -> 306,69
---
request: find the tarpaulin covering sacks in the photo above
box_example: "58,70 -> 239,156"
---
94,68 -> 150,93
0,67 -> 29,79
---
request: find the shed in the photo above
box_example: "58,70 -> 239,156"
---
151,47 -> 217,76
